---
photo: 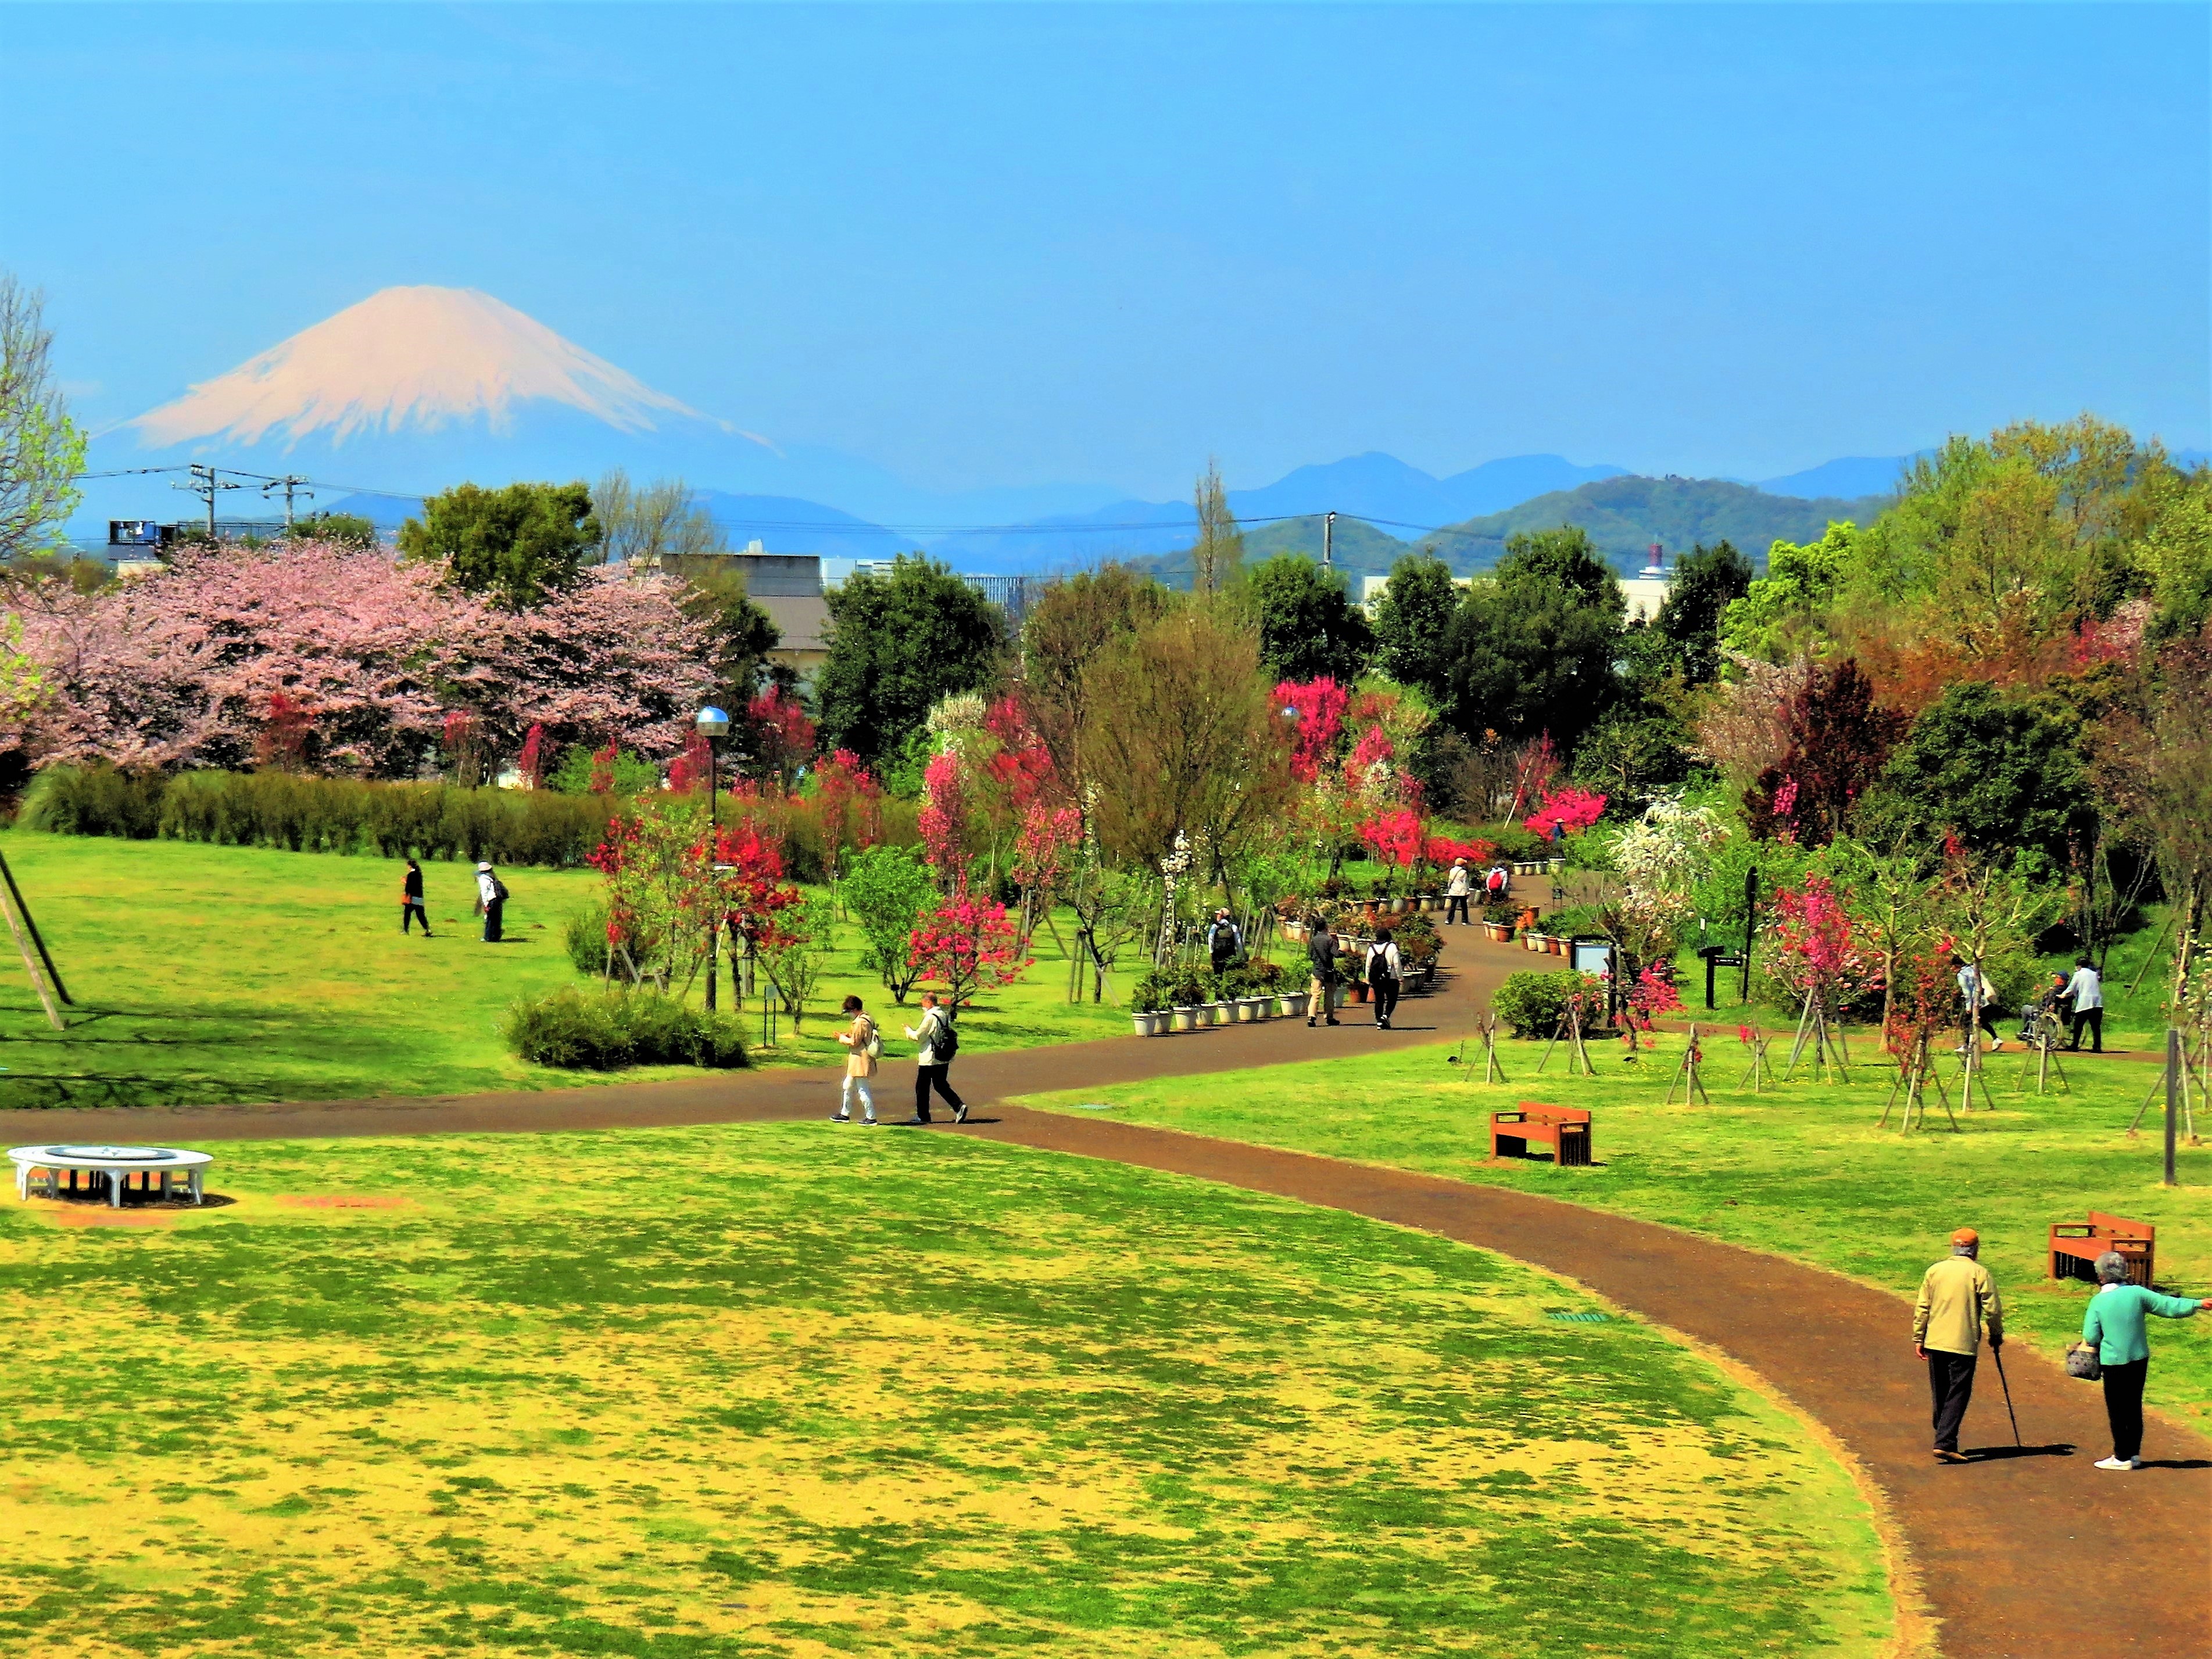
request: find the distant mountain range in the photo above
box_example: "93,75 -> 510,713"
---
83,281 -> 2160,580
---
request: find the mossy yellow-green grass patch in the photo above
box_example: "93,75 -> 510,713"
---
0,1126 -> 1891,1656
0,831 -> 1127,1110
1013,1038 -> 2212,1421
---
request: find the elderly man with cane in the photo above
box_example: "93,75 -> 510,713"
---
1913,1227 -> 2005,1463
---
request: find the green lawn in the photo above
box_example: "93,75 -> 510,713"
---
1014,1036 -> 2212,1426
0,1124 -> 1893,1657
0,832 -> 1133,1110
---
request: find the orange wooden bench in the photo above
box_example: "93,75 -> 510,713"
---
1491,1103 -> 1592,1167
2048,1211 -> 2155,1286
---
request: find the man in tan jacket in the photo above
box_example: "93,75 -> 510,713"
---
1914,1227 -> 2004,1463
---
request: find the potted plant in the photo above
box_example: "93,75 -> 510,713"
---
1130,975 -> 1165,1036
1171,969 -> 1204,1031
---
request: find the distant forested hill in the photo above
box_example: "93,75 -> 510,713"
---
1417,476 -> 1890,571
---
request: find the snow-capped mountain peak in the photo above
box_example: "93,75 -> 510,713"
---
120,285 -> 725,449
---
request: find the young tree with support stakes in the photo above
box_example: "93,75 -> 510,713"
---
908,891 -> 1030,1018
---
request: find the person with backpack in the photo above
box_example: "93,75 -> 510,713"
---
1366,926 -> 1403,1030
1305,916 -> 1342,1027
401,857 -> 432,936
1486,864 -> 1510,903
833,994 -> 881,1124
901,993 -> 967,1125
475,861 -> 509,943
1207,909 -> 1243,974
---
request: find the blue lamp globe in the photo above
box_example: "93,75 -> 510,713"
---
695,706 -> 732,738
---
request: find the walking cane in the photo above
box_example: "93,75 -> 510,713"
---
1993,1345 -> 2023,1448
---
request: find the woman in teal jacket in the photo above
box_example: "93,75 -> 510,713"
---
2079,1252 -> 2210,1470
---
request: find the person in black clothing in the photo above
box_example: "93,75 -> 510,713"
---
1366,926 -> 1402,1030
401,858 -> 432,936
1305,918 -> 1341,1027
900,993 -> 968,1125
1207,909 -> 1243,975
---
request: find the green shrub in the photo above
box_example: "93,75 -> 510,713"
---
22,766 -> 615,867
503,986 -> 747,1070
565,899 -> 613,975
1487,825 -> 1551,862
19,764 -> 166,838
1490,969 -> 1599,1038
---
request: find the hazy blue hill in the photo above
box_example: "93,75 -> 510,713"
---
692,491 -> 908,560
1435,454 -> 1630,517
1418,476 -> 1888,571
1757,454 -> 1924,499
1239,514 -> 1412,571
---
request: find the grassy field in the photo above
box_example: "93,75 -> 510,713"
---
0,1125 -> 1893,1658
0,832 -> 1135,1110
1014,1036 -> 2212,1425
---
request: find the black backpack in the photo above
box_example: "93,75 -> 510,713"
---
492,876 -> 510,904
932,1012 -> 960,1063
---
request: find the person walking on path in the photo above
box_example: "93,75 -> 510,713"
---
1207,909 -> 1243,975
1305,916 -> 1342,1027
2077,1252 -> 2207,1470
1955,957 -> 2001,1052
1914,1227 -> 2004,1463
475,861 -> 508,943
901,993 -> 968,1125
400,858 -> 432,936
1444,860 -> 1472,926
2064,956 -> 2104,1053
1366,927 -> 1403,1030
832,995 -> 882,1124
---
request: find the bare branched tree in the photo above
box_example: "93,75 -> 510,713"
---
596,467 -> 726,568
1190,459 -> 1243,596
1,273 -> 86,564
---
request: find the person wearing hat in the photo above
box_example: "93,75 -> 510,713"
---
474,860 -> 509,943
1913,1228 -> 2004,1463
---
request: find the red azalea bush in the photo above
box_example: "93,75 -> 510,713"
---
1275,677 -> 1349,781
1358,807 -> 1424,867
1523,785 -> 1608,840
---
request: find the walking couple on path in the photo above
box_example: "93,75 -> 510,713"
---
833,992 -> 967,1126
1304,916 -> 1403,1031
1914,1227 -> 2205,1469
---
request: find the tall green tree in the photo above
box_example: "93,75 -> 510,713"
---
399,481 -> 599,609
1441,527 -> 1624,750
817,555 -> 1005,767
1245,553 -> 1375,685
1719,522 -> 1858,661
1370,552 -> 1461,697
1,273 -> 85,566
1653,540 -> 1755,684
1867,681 -> 2094,871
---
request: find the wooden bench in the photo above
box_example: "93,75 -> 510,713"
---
1491,1103 -> 1592,1167
2049,1211 -> 2155,1286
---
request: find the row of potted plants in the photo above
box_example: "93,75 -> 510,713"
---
1129,961 -> 1306,1036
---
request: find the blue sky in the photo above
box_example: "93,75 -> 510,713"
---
6,3 -> 2207,499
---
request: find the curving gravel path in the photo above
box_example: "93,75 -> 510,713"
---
3,938 -> 2204,1658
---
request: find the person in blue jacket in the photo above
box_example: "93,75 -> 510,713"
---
2078,1251 -> 2209,1470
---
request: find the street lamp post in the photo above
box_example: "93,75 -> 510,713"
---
696,706 -> 731,1010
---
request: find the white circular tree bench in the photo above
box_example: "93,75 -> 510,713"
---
9,1145 -> 213,1208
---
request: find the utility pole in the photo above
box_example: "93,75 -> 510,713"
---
263,475 -> 313,531
1322,510 -> 1336,570
174,463 -> 240,538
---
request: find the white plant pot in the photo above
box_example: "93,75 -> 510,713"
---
1280,991 -> 1309,1019
1132,1012 -> 1157,1036
1172,1006 -> 1199,1032
1246,996 -> 1270,1021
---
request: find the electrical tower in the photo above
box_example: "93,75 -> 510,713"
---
174,464 -> 241,537
262,475 -> 314,531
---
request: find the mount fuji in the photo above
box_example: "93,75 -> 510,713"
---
79,285 -> 1112,545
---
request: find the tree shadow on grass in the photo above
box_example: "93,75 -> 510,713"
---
0,1070 -> 282,1111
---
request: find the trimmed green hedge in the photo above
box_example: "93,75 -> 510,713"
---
503,985 -> 748,1070
22,764 -> 614,867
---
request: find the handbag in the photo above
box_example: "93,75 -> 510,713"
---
2065,1342 -> 2103,1382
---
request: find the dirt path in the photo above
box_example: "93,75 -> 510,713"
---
6,934 -> 2206,1657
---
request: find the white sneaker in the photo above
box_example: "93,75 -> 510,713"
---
2093,1456 -> 2135,1471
